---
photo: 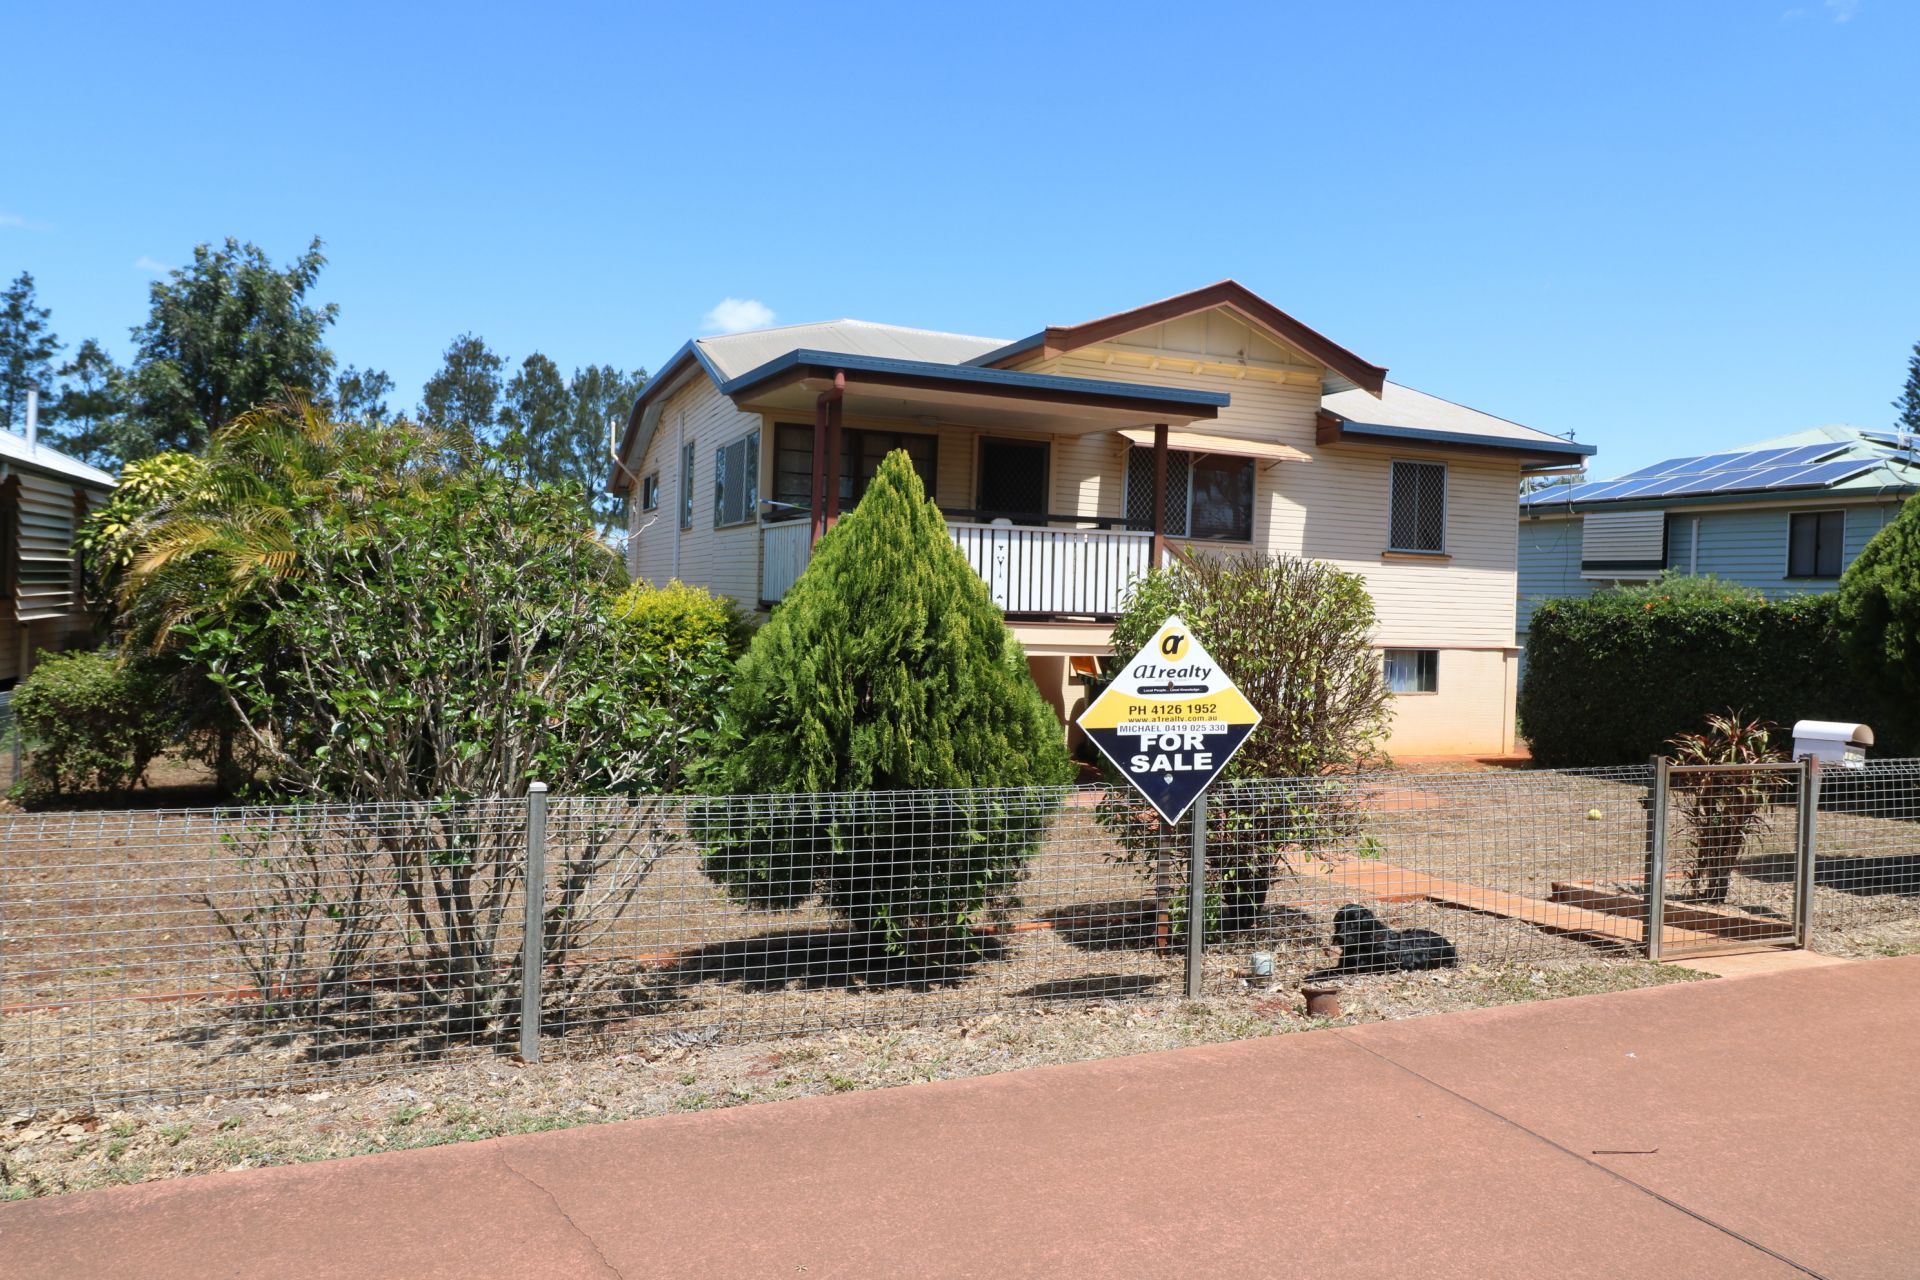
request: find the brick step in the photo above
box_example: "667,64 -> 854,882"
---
1550,882 -> 1795,943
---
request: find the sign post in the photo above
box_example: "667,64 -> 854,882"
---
1077,616 -> 1261,984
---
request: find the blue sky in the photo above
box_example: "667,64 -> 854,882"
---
4,0 -> 1915,476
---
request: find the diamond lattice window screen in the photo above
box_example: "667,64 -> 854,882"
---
1389,461 -> 1447,552
1126,448 -> 1191,535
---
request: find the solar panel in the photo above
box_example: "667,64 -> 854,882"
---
1765,459 -> 1876,489
1523,444 -> 1876,508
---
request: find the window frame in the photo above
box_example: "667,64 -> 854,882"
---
639,471 -> 660,512
678,441 -> 695,530
1785,508 -> 1846,579
1383,648 -> 1440,695
769,422 -> 938,517
1387,459 -> 1448,555
712,431 -> 760,530
1123,447 -> 1256,544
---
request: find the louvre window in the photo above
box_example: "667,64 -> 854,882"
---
713,433 -> 760,528
1384,649 -> 1439,694
1788,510 -> 1844,578
1389,461 -> 1447,553
1124,448 -> 1253,542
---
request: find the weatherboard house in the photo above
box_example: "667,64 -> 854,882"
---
1518,426 -> 1920,650
0,408 -> 115,686
611,281 -> 1592,756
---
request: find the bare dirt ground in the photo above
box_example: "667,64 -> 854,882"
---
1,958 -> 1706,1201
4,769 -> 1916,1105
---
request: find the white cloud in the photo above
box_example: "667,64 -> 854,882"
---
134,255 -> 175,273
702,297 -> 775,334
0,211 -> 52,231
1825,0 -> 1857,20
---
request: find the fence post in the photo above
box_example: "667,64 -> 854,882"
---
1795,756 -> 1821,949
1185,792 -> 1207,1000
1644,755 -> 1669,962
520,781 -> 548,1064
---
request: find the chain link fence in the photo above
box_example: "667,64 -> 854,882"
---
4,760 -> 1917,1110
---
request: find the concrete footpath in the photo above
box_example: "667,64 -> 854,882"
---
5,956 -> 1917,1279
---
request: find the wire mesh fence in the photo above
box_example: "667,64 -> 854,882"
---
4,760 -> 1917,1111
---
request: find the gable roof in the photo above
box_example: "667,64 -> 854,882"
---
1322,380 -> 1593,467
967,280 -> 1388,396
1520,424 -> 1920,512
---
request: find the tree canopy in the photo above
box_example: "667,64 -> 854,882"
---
120,237 -> 339,457
0,271 -> 61,432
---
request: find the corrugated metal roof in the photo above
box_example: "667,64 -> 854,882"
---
695,320 -> 1007,382
0,431 -> 117,489
1323,380 -> 1578,452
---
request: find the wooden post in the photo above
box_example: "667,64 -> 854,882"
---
809,399 -> 827,547
824,381 -> 845,531
1151,422 -> 1169,567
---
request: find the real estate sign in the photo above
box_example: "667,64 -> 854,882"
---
1076,615 -> 1261,825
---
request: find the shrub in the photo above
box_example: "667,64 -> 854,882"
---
158,411 -> 732,1043
697,450 -> 1075,966
1839,493 -> 1920,748
1519,578 -> 1882,767
11,650 -> 175,802
1095,552 -> 1392,934
613,579 -> 754,683
1666,711 -> 1790,904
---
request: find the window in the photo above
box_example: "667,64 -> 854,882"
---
976,438 -> 1050,518
713,432 -> 760,528
1388,460 -> 1447,553
1124,449 -> 1254,542
1384,649 -> 1439,694
1788,510 -> 1845,578
770,424 -> 937,516
640,472 -> 660,512
679,441 -> 695,529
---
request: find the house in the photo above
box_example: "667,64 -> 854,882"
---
611,281 -> 1592,756
1517,425 -> 1920,650
0,396 -> 115,685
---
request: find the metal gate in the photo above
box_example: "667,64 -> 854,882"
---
1644,757 -> 1819,960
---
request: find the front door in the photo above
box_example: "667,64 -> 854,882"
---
976,438 -> 1050,522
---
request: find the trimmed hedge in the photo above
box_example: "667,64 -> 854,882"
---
1519,582 -> 1887,767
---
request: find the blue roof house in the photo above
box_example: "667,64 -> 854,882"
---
1517,425 -> 1920,651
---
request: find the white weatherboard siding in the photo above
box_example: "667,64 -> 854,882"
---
618,305 -> 1534,755
625,374 -> 763,609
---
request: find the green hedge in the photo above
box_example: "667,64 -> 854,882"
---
1519,582 -> 1887,767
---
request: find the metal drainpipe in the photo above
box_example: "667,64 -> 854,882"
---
1689,516 -> 1699,574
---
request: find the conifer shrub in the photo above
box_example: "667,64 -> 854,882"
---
696,450 -> 1075,969
1839,495 -> 1920,749
613,578 -> 754,668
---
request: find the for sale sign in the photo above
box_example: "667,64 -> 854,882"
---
1076,615 -> 1261,825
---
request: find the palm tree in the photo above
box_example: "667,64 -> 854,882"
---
111,397 -> 463,650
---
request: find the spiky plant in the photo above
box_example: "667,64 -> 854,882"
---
1666,711 -> 1789,904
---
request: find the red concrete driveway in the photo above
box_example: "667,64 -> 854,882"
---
5,956 -> 1916,1279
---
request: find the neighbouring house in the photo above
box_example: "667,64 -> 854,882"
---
1518,425 -> 1920,652
611,281 -> 1591,756
0,407 -> 115,686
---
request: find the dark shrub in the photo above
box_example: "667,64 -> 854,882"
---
1520,579 -> 1885,767
12,650 -> 175,802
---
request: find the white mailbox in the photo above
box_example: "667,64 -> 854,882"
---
1791,720 -> 1873,769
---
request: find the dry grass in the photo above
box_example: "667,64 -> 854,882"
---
2,957 -> 1705,1201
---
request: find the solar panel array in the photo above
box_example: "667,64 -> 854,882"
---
1521,442 -> 1881,506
